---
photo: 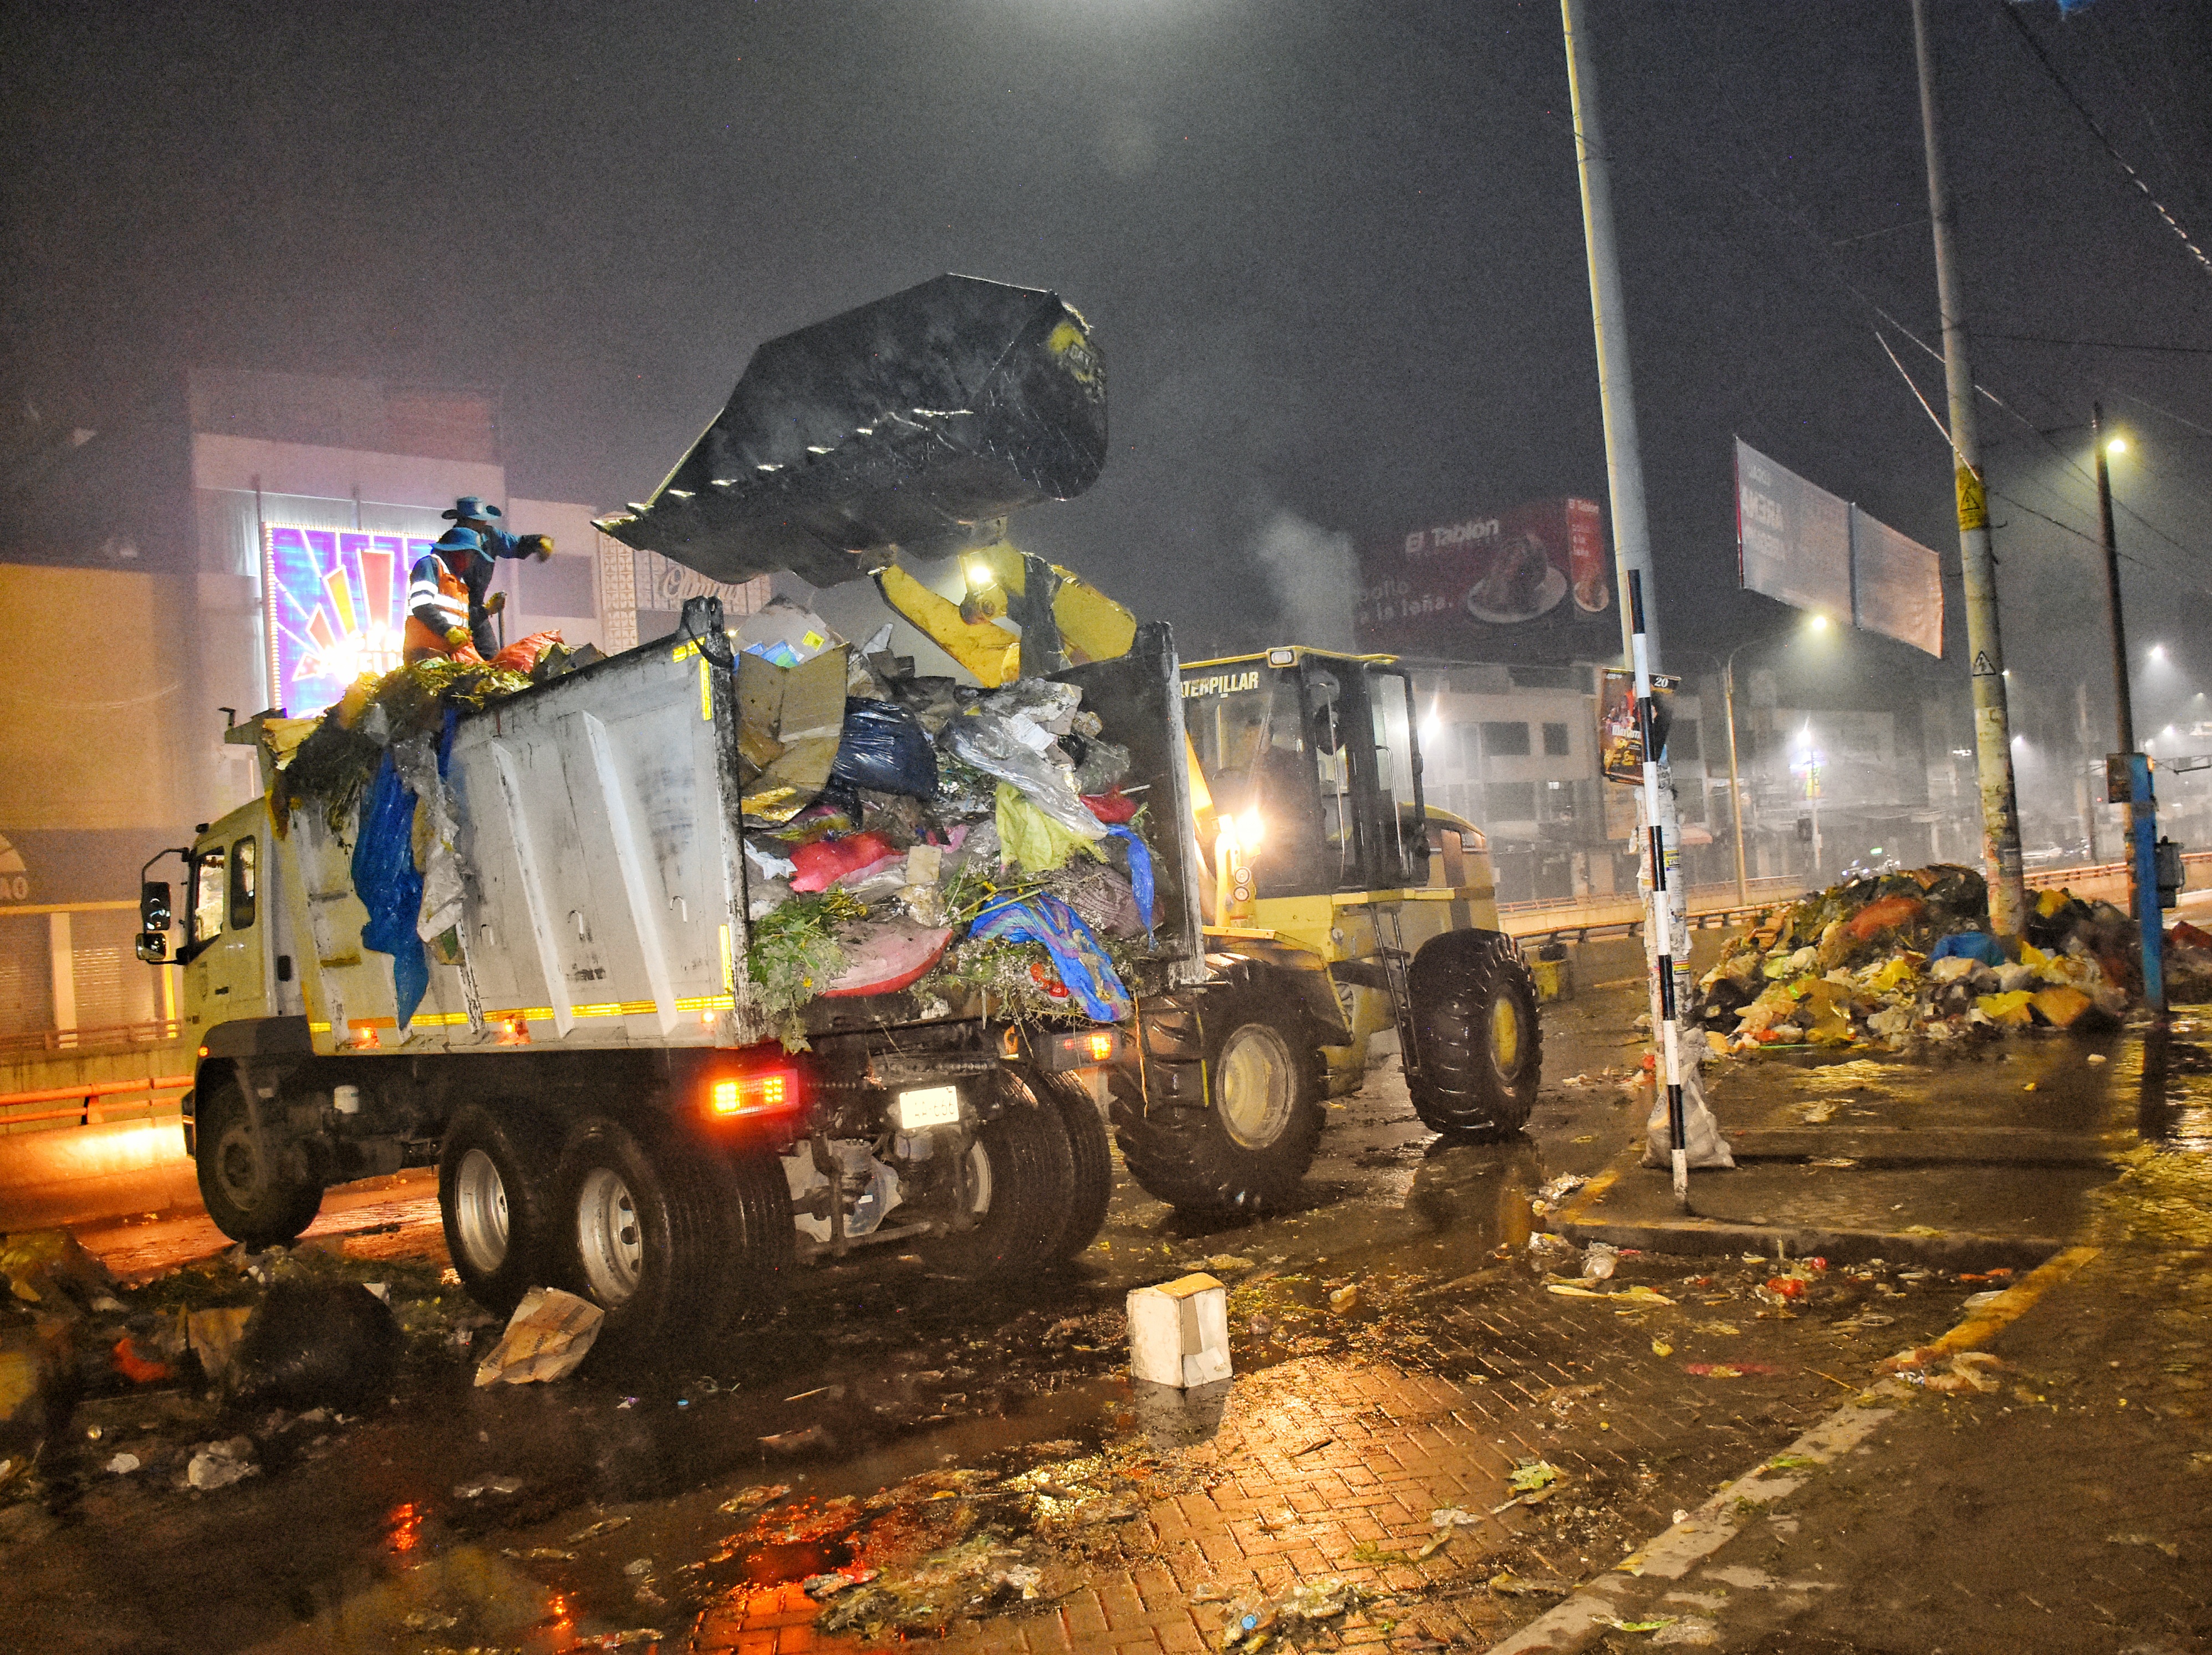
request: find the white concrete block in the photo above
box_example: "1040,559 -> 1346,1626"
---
1127,1272 -> 1232,1388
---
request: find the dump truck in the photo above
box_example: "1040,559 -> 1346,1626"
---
142,275 -> 1538,1350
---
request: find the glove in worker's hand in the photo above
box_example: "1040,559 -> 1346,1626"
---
526,534 -> 554,561
445,626 -> 473,648
485,590 -> 507,615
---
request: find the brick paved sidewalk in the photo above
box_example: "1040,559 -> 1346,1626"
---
689,1243 -> 1971,1655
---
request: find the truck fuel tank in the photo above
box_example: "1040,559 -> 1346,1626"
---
597,274 -> 1106,590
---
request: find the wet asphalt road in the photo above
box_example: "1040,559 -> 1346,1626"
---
5,929 -> 2076,1654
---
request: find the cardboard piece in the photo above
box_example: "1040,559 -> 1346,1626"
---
1127,1272 -> 1232,1388
737,643 -> 851,823
473,1287 -> 605,1387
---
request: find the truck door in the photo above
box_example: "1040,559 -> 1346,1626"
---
184,832 -> 270,1027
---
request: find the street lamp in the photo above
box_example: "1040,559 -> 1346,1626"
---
1687,611 -> 1833,905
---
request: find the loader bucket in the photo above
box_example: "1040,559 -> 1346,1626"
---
597,274 -> 1106,589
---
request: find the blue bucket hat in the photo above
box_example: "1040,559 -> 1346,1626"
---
443,495 -> 503,524
433,526 -> 486,564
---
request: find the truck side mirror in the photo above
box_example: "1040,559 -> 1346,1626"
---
135,930 -> 169,964
141,880 -> 172,931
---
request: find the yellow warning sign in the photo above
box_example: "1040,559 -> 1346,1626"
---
1955,464 -> 1987,531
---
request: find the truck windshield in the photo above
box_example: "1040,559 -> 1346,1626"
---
1184,667 -> 1344,894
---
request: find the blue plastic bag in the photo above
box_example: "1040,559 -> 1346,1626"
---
1930,929 -> 2004,967
828,698 -> 938,798
351,753 -> 429,1028
970,893 -> 1133,1022
1104,825 -> 1155,944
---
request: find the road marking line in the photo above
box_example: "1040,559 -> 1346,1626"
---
1480,1244 -> 2102,1653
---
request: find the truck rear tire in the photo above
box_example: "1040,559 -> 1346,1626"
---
932,1099 -> 1076,1278
1404,931 -> 1541,1138
195,1075 -> 324,1249
1037,1071 -> 1113,1261
440,1100 -> 560,1314
553,1114 -> 751,1351
1111,987 -> 1323,1214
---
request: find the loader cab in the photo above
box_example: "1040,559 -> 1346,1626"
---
1183,647 -> 1428,898
175,803 -> 274,1027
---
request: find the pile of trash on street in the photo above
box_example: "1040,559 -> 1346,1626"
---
1695,864 -> 2152,1053
0,1227 -> 482,1506
726,601 -> 1164,1046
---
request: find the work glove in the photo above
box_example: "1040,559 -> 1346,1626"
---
485,590 -> 507,615
524,534 -> 554,560
445,627 -> 472,648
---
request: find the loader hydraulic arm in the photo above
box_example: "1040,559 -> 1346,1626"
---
875,540 -> 1136,687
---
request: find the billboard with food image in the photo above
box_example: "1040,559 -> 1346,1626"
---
1353,497 -> 1612,660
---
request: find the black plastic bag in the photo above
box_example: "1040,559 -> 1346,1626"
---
227,1281 -> 400,1413
828,698 -> 937,798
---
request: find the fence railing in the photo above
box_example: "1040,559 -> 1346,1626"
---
0,1072 -> 194,1131
0,1019 -> 184,1058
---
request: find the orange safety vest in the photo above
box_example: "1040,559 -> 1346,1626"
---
402,554 -> 475,663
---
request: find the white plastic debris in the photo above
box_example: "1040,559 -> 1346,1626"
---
474,1287 -> 605,1388
1127,1273 -> 1231,1388
186,1437 -> 257,1490
104,1453 -> 141,1475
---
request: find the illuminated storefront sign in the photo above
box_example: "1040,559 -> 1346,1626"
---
262,524 -> 439,717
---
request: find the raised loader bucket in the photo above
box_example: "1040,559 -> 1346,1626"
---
597,274 -> 1106,589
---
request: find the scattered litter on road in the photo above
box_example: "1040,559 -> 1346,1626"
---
185,1437 -> 257,1491
1487,1572 -> 1571,1598
568,1515 -> 632,1542
717,1482 -> 791,1515
474,1287 -> 603,1387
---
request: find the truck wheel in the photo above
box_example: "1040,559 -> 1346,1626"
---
1404,931 -> 1541,1138
440,1100 -> 559,1314
553,1115 -> 743,1350
1036,1070 -> 1113,1261
1112,988 -> 1323,1214
933,1099 -> 1076,1278
195,1075 -> 323,1248
712,1142 -> 797,1325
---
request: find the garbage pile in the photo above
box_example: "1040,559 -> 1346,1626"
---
731,601 -> 1163,1046
1,1228 -> 475,1504
1696,865 -> 2135,1051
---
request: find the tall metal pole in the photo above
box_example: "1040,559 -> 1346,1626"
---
1563,0 -> 1691,1204
1723,658 -> 1749,904
1912,0 -> 2027,936
2092,402 -> 2134,755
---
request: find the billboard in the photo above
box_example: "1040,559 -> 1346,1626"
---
263,524 -> 439,718
1735,439 -> 1852,619
1734,439 -> 1945,657
1354,497 -> 1611,660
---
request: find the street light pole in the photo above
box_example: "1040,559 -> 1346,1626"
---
1722,657 -> 1749,903
2093,402 -> 2135,755
1911,0 -> 2027,936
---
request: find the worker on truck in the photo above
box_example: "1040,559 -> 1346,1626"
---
444,495 -> 553,656
404,527 -> 490,663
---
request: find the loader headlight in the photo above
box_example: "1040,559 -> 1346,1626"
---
1238,809 -> 1265,849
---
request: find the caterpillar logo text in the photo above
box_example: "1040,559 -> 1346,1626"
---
1181,670 -> 1262,699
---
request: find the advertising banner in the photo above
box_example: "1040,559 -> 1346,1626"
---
1735,439 -> 1851,619
1848,506 -> 1944,657
1354,497 -> 1612,661
263,524 -> 437,718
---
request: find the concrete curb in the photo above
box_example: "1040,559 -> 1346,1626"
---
1479,1244 -> 2102,1652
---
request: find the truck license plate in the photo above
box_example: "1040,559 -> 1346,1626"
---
896,1085 -> 961,1130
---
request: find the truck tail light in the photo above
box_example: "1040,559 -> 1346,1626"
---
709,1069 -> 799,1118
1042,1028 -> 1125,1071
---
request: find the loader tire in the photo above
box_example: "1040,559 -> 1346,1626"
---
1037,1070 -> 1114,1261
440,1099 -> 561,1315
553,1113 -> 755,1351
1110,987 -> 1323,1214
1403,930 -> 1541,1138
196,1075 -> 324,1249
933,1096 -> 1076,1279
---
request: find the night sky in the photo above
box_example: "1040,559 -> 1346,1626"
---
4,1 -> 2207,734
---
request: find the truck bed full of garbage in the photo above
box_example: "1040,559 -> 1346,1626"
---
1696,864 -> 2134,1053
259,596 -> 1196,1056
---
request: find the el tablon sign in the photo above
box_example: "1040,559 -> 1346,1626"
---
1354,498 -> 1612,662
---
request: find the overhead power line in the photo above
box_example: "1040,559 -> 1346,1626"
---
1995,0 -> 2212,280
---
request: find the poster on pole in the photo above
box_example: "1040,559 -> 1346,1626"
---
1848,506 -> 1944,657
1597,667 -> 1682,784
1735,439 -> 1851,619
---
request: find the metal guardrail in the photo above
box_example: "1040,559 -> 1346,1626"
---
0,1072 -> 193,1130
0,1020 -> 184,1058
